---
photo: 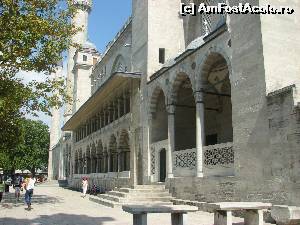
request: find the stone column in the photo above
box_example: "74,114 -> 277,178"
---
117,98 -> 121,118
79,158 -> 82,174
103,109 -> 106,127
91,156 -> 94,173
167,104 -> 175,178
107,152 -> 111,172
147,112 -> 153,181
129,130 -> 137,186
195,91 -> 205,177
113,101 -> 116,121
117,150 -> 122,172
123,91 -> 127,114
103,153 -> 107,173
107,107 -> 111,125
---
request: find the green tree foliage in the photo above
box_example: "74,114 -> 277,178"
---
0,119 -> 49,174
0,0 -> 79,155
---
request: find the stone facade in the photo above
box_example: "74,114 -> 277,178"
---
49,0 -> 300,206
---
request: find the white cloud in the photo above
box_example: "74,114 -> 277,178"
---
16,70 -> 47,84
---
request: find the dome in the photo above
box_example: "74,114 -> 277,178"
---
72,0 -> 92,9
82,40 -> 97,50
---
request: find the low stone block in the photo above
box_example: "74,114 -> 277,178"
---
271,205 -> 300,225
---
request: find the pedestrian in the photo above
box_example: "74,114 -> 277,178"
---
13,173 -> 23,202
0,176 -> 4,203
23,174 -> 36,210
82,177 -> 88,198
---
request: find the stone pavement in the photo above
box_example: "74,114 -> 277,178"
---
0,183 -> 270,225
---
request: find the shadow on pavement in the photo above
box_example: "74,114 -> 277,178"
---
2,193 -> 63,206
0,213 -> 115,225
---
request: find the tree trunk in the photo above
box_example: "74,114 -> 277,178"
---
31,167 -> 36,177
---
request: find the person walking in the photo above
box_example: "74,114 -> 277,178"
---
82,177 -> 88,198
13,173 -> 23,202
0,176 -> 4,203
24,174 -> 36,210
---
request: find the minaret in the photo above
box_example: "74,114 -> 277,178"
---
48,62 -> 63,180
72,42 -> 100,112
64,0 -> 92,122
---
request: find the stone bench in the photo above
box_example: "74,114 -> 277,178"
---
205,202 -> 272,225
271,205 -> 300,225
122,204 -> 198,225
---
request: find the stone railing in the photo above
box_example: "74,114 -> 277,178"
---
173,142 -> 234,177
203,142 -> 234,168
173,148 -> 196,177
203,142 -> 234,176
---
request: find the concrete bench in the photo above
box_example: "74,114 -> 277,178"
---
206,202 -> 272,225
271,205 -> 300,225
122,204 -> 198,225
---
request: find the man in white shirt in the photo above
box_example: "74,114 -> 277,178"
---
24,174 -> 36,210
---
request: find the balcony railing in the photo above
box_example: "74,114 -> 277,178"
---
173,142 -> 234,177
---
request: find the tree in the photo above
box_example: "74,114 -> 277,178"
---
0,119 -> 50,175
0,0 -> 79,154
17,119 -> 50,175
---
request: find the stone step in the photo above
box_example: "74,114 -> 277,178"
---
99,193 -> 174,203
89,196 -> 121,208
110,190 -> 171,198
107,191 -> 127,198
133,185 -> 166,190
126,197 -> 174,202
118,188 -> 169,193
127,201 -> 174,205
90,195 -> 173,208
98,194 -> 124,202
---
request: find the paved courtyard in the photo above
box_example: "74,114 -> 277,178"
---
0,182 -> 271,225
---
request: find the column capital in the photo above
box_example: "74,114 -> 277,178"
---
194,90 -> 205,103
166,104 -> 176,114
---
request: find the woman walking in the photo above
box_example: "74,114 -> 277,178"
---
82,177 -> 88,198
24,174 -> 36,210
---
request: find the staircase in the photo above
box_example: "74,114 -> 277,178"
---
89,184 -> 174,208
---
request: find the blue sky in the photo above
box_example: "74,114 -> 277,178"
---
24,1 -> 132,126
89,1 -> 132,53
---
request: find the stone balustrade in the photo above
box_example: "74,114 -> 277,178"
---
173,142 -> 234,177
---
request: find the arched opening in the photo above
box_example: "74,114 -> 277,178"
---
112,55 -> 127,73
91,143 -> 97,173
103,146 -> 108,173
159,148 -> 167,182
82,152 -> 87,174
150,88 -> 168,143
119,130 -> 130,172
109,135 -> 118,172
173,74 -> 196,151
78,150 -> 83,174
86,147 -> 91,174
75,151 -> 79,174
97,141 -> 103,173
201,53 -> 233,145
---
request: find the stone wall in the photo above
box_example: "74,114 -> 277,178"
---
69,174 -> 130,192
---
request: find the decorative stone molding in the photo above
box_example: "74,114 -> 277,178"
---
203,142 -> 234,168
174,149 -> 196,169
150,147 -> 156,175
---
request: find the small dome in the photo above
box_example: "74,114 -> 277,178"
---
82,40 -> 97,50
72,0 -> 92,8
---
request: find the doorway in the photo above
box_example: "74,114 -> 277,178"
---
159,149 -> 166,182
